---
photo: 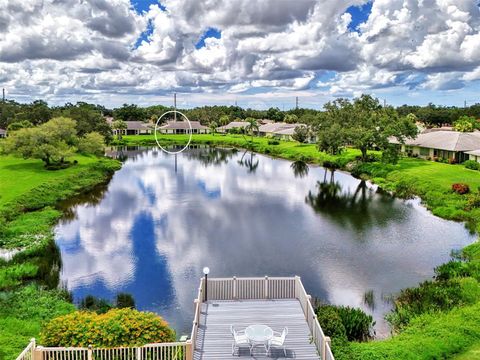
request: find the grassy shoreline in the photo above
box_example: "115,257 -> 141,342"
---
0,154 -> 121,359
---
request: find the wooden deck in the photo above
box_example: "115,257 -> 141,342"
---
193,299 -> 320,360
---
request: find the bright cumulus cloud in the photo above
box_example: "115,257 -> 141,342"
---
0,0 -> 480,108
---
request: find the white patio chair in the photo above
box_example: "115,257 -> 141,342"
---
267,327 -> 288,357
230,325 -> 251,356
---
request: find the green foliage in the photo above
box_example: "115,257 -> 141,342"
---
267,139 -> 280,145
0,286 -> 74,360
344,302 -> 480,360
79,295 -> 113,314
316,305 -> 347,341
116,293 -> 136,309
208,121 -> 218,135
465,160 -> 480,171
112,119 -> 127,140
41,308 -> 175,347
7,120 -> 33,131
77,132 -> 105,156
291,125 -> 309,143
113,104 -> 148,122
337,306 -> 375,342
284,113 -> 298,123
266,107 -> 284,122
316,304 -> 374,343
454,115 -> 479,132
2,117 -> 78,166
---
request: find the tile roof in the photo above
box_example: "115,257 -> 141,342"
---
391,130 -> 480,152
159,121 -> 207,130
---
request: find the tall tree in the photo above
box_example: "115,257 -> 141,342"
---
112,120 -> 127,140
245,117 -> 259,143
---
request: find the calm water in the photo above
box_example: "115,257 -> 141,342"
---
55,147 -> 475,337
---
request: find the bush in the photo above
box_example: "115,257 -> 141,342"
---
316,304 -> 374,342
464,160 -> 480,171
337,306 -> 375,341
316,305 -> 347,341
452,183 -> 470,195
41,308 -> 175,347
322,159 -> 340,170
267,139 -> 280,145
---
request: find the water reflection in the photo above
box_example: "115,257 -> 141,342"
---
306,178 -> 397,231
55,147 -> 475,337
291,161 -> 309,178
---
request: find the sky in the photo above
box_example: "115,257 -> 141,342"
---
1,0 -> 480,109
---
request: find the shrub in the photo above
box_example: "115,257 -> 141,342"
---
316,305 -> 347,341
465,193 -> 480,210
316,304 -> 374,342
41,308 -> 175,347
337,306 -> 375,341
267,139 -> 280,145
464,160 -> 480,171
322,159 -> 340,170
452,183 -> 470,195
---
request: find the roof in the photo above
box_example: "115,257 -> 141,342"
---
258,122 -> 297,133
391,130 -> 480,152
125,121 -> 152,130
0,128 -> 6,134
218,121 -> 249,130
159,120 -> 207,130
466,149 -> 480,157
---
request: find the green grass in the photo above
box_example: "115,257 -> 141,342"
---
454,343 -> 480,359
343,302 -> 480,360
0,286 -> 75,360
0,155 -> 98,209
0,154 -> 121,358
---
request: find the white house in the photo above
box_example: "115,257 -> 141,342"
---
159,121 -> 209,134
217,121 -> 249,133
390,130 -> 480,163
0,128 -> 6,138
466,149 -> 480,163
113,121 -> 153,136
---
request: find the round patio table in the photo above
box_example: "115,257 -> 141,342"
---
245,324 -> 273,355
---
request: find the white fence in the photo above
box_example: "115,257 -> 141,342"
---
17,276 -> 334,360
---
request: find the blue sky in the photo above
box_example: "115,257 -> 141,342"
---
1,0 -> 480,109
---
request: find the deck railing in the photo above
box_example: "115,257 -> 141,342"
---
17,276 -> 333,360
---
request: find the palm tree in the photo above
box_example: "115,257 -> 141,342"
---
209,121 -> 218,136
112,120 -> 127,140
245,117 -> 259,143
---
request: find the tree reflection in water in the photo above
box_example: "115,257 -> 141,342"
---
306,170 -> 397,231
291,160 -> 309,178
184,146 -> 236,167
238,150 -> 259,173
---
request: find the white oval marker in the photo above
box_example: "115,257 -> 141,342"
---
154,110 -> 193,155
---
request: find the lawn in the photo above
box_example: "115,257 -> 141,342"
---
0,154 -> 98,209
0,153 -> 121,359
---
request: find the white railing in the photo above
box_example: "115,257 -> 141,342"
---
16,276 -> 334,360
207,276 -> 296,300
35,342 -> 189,360
16,338 -> 35,360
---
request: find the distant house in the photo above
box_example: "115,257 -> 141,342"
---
217,121 -> 249,133
466,149 -> 480,163
390,130 -> 480,163
0,128 -> 6,138
159,121 -> 209,134
257,122 -> 297,137
114,121 -> 153,136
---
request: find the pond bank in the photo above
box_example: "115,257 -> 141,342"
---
0,155 -> 121,359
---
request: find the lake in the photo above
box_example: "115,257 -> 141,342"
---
55,146 -> 475,337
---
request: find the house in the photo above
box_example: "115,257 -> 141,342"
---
0,128 -> 6,138
113,121 -> 153,136
217,121 -> 249,133
390,130 -> 480,163
257,122 -> 297,137
466,149 -> 480,163
158,120 -> 209,134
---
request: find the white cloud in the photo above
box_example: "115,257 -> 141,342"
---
1,0 -> 479,106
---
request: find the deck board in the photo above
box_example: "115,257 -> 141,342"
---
193,299 -> 320,360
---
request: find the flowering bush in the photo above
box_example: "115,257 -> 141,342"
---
452,183 -> 470,195
41,308 -> 175,347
